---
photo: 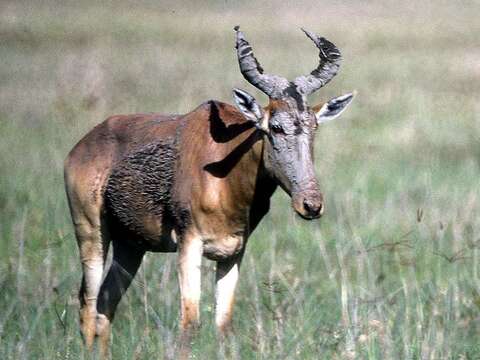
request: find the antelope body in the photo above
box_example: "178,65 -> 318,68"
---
64,27 -> 354,355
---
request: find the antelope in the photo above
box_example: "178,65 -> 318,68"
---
64,26 -> 354,356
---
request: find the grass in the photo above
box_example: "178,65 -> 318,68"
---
1,0 -> 480,358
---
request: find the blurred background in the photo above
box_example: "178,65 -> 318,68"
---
1,0 -> 479,358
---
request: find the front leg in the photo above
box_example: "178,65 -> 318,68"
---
177,233 -> 203,357
215,252 -> 243,335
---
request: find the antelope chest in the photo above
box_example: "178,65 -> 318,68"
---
202,233 -> 245,261
190,176 -> 251,260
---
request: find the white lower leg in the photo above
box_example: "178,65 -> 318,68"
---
178,238 -> 203,329
80,256 -> 104,348
82,257 -> 104,308
215,261 -> 240,332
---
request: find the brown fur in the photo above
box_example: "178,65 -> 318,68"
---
65,100 -> 277,356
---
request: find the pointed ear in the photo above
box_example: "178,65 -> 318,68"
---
232,88 -> 265,129
314,92 -> 355,124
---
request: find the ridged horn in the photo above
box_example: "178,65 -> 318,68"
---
294,28 -> 342,96
234,26 -> 289,98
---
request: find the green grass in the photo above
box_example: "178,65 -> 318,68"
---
1,0 -> 480,358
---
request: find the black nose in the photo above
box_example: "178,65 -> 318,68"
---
303,199 -> 324,218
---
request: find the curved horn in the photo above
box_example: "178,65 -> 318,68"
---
234,26 -> 289,98
294,28 -> 342,96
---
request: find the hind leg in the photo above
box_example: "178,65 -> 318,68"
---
73,217 -> 110,350
96,240 -> 145,357
64,123 -> 118,352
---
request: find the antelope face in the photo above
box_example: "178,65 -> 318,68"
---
264,97 -> 322,219
234,89 -> 353,219
233,26 -> 354,219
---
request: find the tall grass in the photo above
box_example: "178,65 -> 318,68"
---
1,1 -> 480,358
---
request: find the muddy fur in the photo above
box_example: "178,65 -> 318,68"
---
105,139 -> 179,244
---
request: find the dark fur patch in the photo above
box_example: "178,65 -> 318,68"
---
283,83 -> 305,112
105,140 -> 178,238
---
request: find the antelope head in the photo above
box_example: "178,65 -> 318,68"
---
232,26 -> 354,219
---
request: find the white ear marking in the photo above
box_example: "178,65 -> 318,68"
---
316,91 -> 356,124
232,88 -> 267,132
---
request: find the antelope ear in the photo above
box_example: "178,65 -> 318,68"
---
232,88 -> 266,130
314,92 -> 355,124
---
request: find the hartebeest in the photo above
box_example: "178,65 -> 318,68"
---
64,26 -> 354,355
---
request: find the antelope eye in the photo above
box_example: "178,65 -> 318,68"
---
270,123 -> 283,133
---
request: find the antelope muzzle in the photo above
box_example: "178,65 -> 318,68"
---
292,189 -> 324,220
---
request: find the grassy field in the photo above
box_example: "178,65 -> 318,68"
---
1,0 -> 480,358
